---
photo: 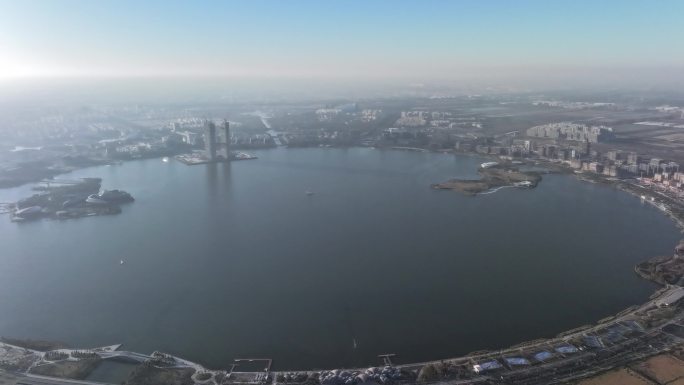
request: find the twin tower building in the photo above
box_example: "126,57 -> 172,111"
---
204,119 -> 231,161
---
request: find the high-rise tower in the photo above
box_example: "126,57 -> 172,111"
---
223,119 -> 231,159
204,120 -> 217,161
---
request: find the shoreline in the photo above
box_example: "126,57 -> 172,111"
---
431,161 -> 543,195
617,183 -> 684,233
2,147 -> 684,384
2,276 -> 684,383
0,150 -> 261,193
568,167 -> 684,234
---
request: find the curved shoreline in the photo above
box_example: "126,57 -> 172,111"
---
431,161 -> 543,195
2,280 -> 683,384
2,153 -> 684,384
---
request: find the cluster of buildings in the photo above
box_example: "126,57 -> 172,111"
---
531,100 -> 616,109
557,149 -> 683,194
455,133 -> 592,161
106,142 -> 167,158
526,122 -> 614,143
395,111 -> 428,127
636,159 -> 684,196
539,144 -> 684,197
315,103 -> 358,122
202,119 -> 231,161
101,119 -> 234,161
169,119 -> 278,151
450,124 -> 684,196
360,109 -> 382,122
395,110 -> 482,130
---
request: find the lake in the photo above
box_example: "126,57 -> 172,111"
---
0,147 -> 680,370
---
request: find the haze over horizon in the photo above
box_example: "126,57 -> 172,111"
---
1,0 -> 683,89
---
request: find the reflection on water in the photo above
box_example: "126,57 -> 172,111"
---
206,162 -> 233,198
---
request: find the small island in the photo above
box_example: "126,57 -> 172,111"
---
9,178 -> 134,222
431,161 -> 543,195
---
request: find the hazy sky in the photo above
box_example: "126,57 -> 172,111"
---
1,0 -> 683,82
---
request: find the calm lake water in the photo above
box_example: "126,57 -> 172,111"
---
0,148 -> 680,370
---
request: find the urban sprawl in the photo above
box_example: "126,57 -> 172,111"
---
3,93 -> 684,384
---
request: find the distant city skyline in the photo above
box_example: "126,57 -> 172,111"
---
0,0 -> 683,84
